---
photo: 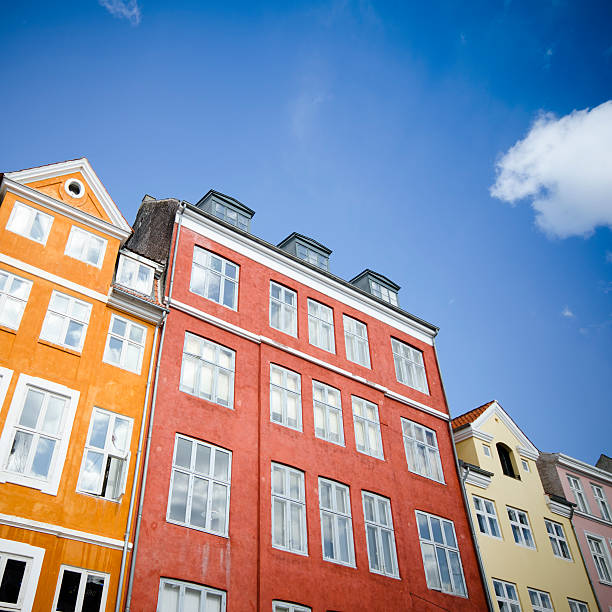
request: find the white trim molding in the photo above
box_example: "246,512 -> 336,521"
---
453,426 -> 494,444
557,453 -> 612,486
0,537 -> 45,612
546,496 -> 574,518
464,469 -> 492,489
107,288 -> 165,325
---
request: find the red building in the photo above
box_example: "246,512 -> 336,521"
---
125,192 -> 489,611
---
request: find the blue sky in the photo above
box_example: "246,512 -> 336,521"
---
2,1 -> 611,463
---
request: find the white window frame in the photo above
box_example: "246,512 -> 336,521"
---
272,601 -> 311,612
0,270 -> 32,331
116,253 -> 154,295
352,396 -> 383,459
269,364 -> 302,431
307,299 -> 335,353
0,374 -> 79,495
312,381 -> 344,446
76,408 -> 133,501
102,314 -> 147,374
369,279 -> 398,306
213,201 -> 249,231
64,226 -> 107,268
544,519 -> 571,560
270,281 -> 297,336
51,565 -> 109,612
568,599 -> 590,612
401,418 -> 444,483
166,434 -> 232,538
362,491 -> 399,578
507,506 -> 536,549
567,475 -> 590,514
521,459 -> 530,472
271,463 -> 307,556
0,538 -> 45,612
492,579 -> 522,612
472,495 -> 502,539
482,444 -> 491,457
179,332 -> 235,409
527,587 -> 554,611
585,532 -> 612,584
157,578 -> 227,612
39,290 -> 92,352
190,246 -> 239,310
6,201 -> 53,245
296,243 -> 327,270
318,478 -> 355,567
343,315 -> 371,368
391,338 -> 429,394
591,484 -> 611,522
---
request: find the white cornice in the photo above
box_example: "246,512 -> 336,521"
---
108,288 -> 165,324
464,470 -> 492,489
453,426 -> 494,444
546,497 -> 573,518
518,446 -> 539,461
574,509 -> 612,527
557,454 -> 612,485
119,249 -> 164,274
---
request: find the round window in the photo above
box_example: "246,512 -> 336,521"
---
64,179 -> 85,199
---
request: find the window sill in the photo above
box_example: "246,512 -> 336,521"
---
322,557 -> 356,569
0,324 -> 18,336
272,544 -> 309,557
0,471 -> 57,495
76,490 -> 122,504
166,517 -> 229,539
37,339 -> 82,357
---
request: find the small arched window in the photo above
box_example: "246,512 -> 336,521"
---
497,443 -> 517,478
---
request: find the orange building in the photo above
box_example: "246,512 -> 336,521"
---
0,160 -> 165,611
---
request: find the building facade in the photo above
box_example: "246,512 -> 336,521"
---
453,401 -> 598,612
125,193 -> 490,611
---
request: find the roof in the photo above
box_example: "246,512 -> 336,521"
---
451,401 -> 496,430
195,189 -> 255,216
349,269 -> 401,291
277,232 -> 332,255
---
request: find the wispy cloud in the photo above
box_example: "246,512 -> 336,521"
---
544,46 -> 554,69
491,101 -> 612,238
98,0 -> 141,25
561,306 -> 574,318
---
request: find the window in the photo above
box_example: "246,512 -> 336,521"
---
544,519 -> 571,560
473,496 -> 501,538
492,579 -> 521,612
116,254 -> 154,294
270,282 -> 297,336
180,333 -> 235,409
362,492 -> 399,578
319,478 -> 355,566
528,588 -> 554,612
567,476 -> 590,513
401,418 -> 443,483
6,201 -> 53,244
52,566 -> 108,612
0,539 -> 44,612
369,279 -> 398,306
103,315 -> 146,374
158,578 -> 226,612
307,299 -> 335,353
507,507 -> 535,548
497,443 -> 518,478
391,338 -> 428,393
586,534 -> 612,583
0,270 -> 32,330
416,511 -> 466,596
568,599 -> 589,612
77,408 -> 132,500
591,484 -> 611,522
521,459 -> 530,472
273,602 -> 310,612
213,201 -> 249,231
352,397 -> 383,459
343,315 -> 370,368
296,243 -> 328,270
271,463 -> 307,555
482,444 -> 491,457
167,435 -> 231,537
270,365 -> 302,431
190,246 -> 238,310
40,291 -> 92,352
313,382 -> 344,446
65,227 -> 107,268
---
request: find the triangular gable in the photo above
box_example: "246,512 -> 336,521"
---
5,158 -> 131,233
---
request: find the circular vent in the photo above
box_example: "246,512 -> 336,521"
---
65,178 -> 85,199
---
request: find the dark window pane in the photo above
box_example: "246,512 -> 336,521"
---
0,558 -> 26,603
56,570 -> 81,612
83,575 -> 105,611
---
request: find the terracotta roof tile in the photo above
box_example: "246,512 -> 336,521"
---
112,278 -> 164,307
451,401 -> 496,430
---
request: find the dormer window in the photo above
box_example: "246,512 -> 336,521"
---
213,202 -> 249,231
196,190 -> 255,233
296,243 -> 328,270
116,254 -> 154,295
277,233 -> 331,271
369,279 -> 398,306
349,270 -> 400,307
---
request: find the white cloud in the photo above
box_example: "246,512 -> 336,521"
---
490,101 -> 612,238
99,0 -> 141,25
561,306 -> 574,318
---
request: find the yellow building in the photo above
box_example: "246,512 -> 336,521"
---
0,159 -> 164,611
452,401 -> 598,612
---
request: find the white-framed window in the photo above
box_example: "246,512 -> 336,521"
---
391,338 -> 428,394
528,588 -> 554,611
6,201 -> 53,245
213,201 -> 249,231
0,538 -> 45,612
586,534 -> 612,584
521,459 -> 530,472
270,281 -> 297,336
473,496 -> 501,538
401,418 -> 443,483
270,365 -> 302,431
343,315 -> 370,368
39,291 -> 92,352
116,254 -> 154,294
157,578 -> 226,612
65,227 -> 107,268
352,397 -> 383,459
52,566 -> 109,612
0,271 -> 32,331
319,478 -> 355,566
362,491 -> 399,578
507,507 -> 535,549
544,519 -> 571,560
313,381 -> 344,446
416,511 -> 466,596
492,579 -> 521,612
307,299 -> 335,353
591,484 -> 611,522
190,246 -> 238,310
568,599 -> 590,612
296,243 -> 327,270
273,601 -> 310,612
103,314 -> 146,374
167,434 -> 231,537
567,475 -> 590,513
77,408 -> 132,501
482,444 -> 491,457
0,375 -> 79,495
180,333 -> 235,409
271,463 -> 307,555
369,279 -> 398,306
